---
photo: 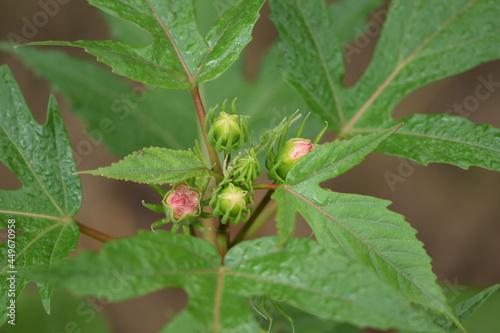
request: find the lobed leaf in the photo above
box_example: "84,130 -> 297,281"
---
343,0 -> 500,131
100,11 -> 153,46
3,29 -> 312,158
24,0 -> 266,89
79,147 -> 210,185
286,125 -> 401,185
275,126 -> 400,243
330,0 -> 386,46
1,44 -> 197,154
25,231 -> 443,332
271,0 -> 500,172
0,65 -> 81,325
270,0 -> 346,129
377,114 -> 500,171
273,127 -> 461,328
192,0 -> 266,83
274,185 -> 454,324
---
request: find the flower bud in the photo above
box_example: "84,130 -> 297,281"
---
210,112 -> 246,153
232,150 -> 261,184
206,99 -> 248,154
212,183 -> 250,224
273,138 -> 315,181
163,183 -> 200,222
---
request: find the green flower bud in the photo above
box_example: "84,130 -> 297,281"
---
272,138 -> 315,181
206,99 -> 248,153
219,184 -> 248,215
213,112 -> 243,149
211,183 -> 250,225
163,183 -> 201,222
232,149 -> 261,184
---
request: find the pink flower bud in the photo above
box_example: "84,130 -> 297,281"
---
163,184 -> 200,221
288,140 -> 315,159
273,138 -> 315,181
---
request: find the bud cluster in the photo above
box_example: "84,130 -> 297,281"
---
142,100 -> 326,232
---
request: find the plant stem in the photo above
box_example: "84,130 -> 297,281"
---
202,216 -> 217,243
244,200 -> 278,240
253,184 -> 280,190
190,85 -> 223,176
189,224 -> 196,237
76,221 -> 115,243
149,183 -> 167,196
191,85 -> 229,255
208,170 -> 224,180
216,221 -> 229,258
231,189 -> 274,246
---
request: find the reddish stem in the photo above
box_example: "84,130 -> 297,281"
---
253,184 -> 280,190
77,221 -> 115,243
230,189 -> 274,247
190,85 -> 223,175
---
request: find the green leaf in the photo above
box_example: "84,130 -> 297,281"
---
343,0 -> 500,130
0,65 -> 81,326
378,114 -> 500,170
193,0 -> 266,84
266,304 -> 358,333
24,0 -> 265,88
330,0 -> 386,46
0,288 -> 110,333
275,185 -> 455,323
270,311 -> 354,333
1,43 -> 198,155
26,232 -> 443,332
4,1 -> 315,157
79,147 -> 210,185
276,126 -> 400,242
102,6 -> 316,146
286,125 -> 401,185
100,12 -> 152,46
204,0 -> 386,141
270,0 -> 500,171
4,42 -> 311,160
270,0 -> 346,129
272,127 -> 460,327
436,284 -> 500,332
4,17 -> 310,157
225,237 -> 442,332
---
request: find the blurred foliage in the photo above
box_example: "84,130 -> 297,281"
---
0,287 -> 110,333
448,285 -> 500,333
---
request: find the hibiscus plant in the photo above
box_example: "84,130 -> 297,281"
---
1,0 -> 500,332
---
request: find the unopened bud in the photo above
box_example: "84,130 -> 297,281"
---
273,138 -> 315,181
211,183 -> 250,225
214,112 -> 242,145
207,99 -> 248,153
163,184 -> 200,222
232,150 -> 261,184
